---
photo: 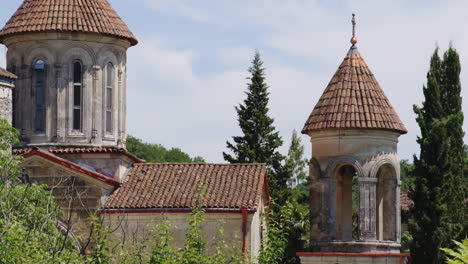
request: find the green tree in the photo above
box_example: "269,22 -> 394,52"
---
223,51 -> 285,199
285,130 -> 308,187
126,135 -> 205,163
0,120 -> 81,263
410,47 -> 466,264
400,159 -> 415,192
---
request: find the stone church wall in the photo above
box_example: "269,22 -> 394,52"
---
0,80 -> 13,123
103,212 -> 261,262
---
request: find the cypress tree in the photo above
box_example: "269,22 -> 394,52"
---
223,51 -> 286,197
409,47 -> 466,264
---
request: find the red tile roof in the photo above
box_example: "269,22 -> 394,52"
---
302,46 -> 407,135
0,67 -> 17,80
13,146 -> 144,163
400,191 -> 413,211
104,163 -> 268,210
23,147 -> 120,186
0,0 -> 138,46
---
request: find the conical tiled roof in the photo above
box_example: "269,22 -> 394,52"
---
0,0 -> 137,46
302,46 -> 407,134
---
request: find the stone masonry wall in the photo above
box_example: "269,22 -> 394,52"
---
0,82 -> 13,124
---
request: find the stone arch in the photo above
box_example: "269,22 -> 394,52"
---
370,159 -> 399,241
60,44 -> 95,66
325,155 -> 365,179
309,157 -> 321,180
369,157 -> 400,179
24,43 -> 57,66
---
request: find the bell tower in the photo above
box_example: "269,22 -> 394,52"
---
302,14 -> 407,253
0,0 -> 138,148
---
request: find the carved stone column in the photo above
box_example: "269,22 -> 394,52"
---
395,179 -> 401,242
54,63 -> 64,142
359,177 -> 378,240
117,69 -> 123,147
91,65 -> 100,144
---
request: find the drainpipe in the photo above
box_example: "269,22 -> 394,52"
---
241,207 -> 248,257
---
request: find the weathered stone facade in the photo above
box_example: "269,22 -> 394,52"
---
3,33 -> 131,147
0,70 -> 15,123
307,129 -> 402,253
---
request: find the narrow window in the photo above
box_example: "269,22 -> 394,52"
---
73,61 -> 83,131
34,60 -> 46,133
105,63 -> 114,133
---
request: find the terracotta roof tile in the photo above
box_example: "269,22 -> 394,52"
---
104,163 -> 267,210
13,146 -> 144,163
0,67 -> 17,80
302,46 -> 407,134
400,191 -> 413,212
0,0 -> 137,46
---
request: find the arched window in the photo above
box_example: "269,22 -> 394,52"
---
335,165 -> 359,241
34,60 -> 46,133
376,164 -> 397,241
73,61 -> 83,131
105,63 -> 114,133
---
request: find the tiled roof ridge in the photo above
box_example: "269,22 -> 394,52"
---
302,45 -> 407,135
0,67 -> 17,80
134,163 -> 267,166
0,0 -> 138,46
13,145 -> 144,163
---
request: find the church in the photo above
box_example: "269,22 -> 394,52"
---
0,1 -> 410,263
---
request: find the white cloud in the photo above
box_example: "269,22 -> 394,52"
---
216,46 -> 254,67
128,0 -> 468,162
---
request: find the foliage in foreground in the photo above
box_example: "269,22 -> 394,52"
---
441,239 -> 468,264
126,135 -> 205,163
0,119 -> 81,263
90,188 -> 246,264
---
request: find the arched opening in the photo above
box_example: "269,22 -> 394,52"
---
34,60 -> 46,133
105,62 -> 114,133
72,61 -> 83,131
335,165 -> 359,241
376,164 -> 397,241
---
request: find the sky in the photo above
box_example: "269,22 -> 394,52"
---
1,0 -> 468,163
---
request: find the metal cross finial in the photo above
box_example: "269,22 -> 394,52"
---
350,13 -> 357,45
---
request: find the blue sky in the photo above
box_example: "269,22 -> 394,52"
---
1,0 -> 468,162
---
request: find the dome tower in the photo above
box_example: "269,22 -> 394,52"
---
0,0 -> 138,148
302,15 -> 407,253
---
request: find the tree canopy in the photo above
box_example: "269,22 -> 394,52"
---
126,135 -> 205,163
409,47 -> 466,264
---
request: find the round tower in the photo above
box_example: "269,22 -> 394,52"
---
302,18 -> 407,253
0,0 -> 138,148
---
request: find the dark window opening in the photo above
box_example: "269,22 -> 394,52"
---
34,60 -> 46,133
73,61 -> 83,131
105,63 -> 113,133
